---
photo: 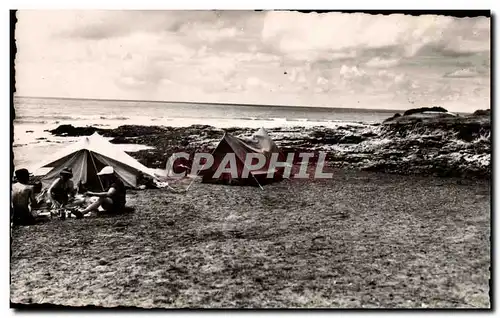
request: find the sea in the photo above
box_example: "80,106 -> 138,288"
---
13,96 -> 399,170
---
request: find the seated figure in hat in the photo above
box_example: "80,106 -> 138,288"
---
79,166 -> 127,215
11,168 -> 40,225
48,167 -> 77,209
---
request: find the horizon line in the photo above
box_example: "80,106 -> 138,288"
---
13,95 -> 405,113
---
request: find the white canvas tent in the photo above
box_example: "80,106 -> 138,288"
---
31,132 -> 157,191
241,127 -> 283,155
199,127 -> 289,187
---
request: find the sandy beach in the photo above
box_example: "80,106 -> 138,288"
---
11,170 -> 490,308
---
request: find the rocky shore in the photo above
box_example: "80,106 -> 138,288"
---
47,110 -> 491,179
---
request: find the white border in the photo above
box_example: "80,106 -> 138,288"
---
2,1 -> 496,318
4,0 -> 497,10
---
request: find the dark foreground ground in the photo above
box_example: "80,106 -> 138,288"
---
10,170 -> 490,308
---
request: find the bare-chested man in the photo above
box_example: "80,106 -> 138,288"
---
11,169 -> 39,225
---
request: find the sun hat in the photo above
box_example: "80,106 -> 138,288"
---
60,167 -> 73,177
14,168 -> 32,180
97,166 -> 114,176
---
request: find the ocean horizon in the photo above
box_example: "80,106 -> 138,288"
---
14,94 -> 407,112
13,95 -> 405,129
11,95 -> 468,170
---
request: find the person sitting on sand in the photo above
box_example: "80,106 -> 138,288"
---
48,167 -> 77,209
11,169 -> 40,225
78,166 -> 126,215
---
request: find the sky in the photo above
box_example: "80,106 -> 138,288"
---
14,10 -> 490,112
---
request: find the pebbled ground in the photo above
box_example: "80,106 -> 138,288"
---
10,170 -> 491,308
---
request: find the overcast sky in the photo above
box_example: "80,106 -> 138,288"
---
15,10 -> 490,111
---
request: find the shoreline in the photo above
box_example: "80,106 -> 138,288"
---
44,112 -> 491,179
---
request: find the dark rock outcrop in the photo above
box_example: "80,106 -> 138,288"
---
472,109 -> 491,117
383,113 -> 401,123
109,125 -> 171,138
48,125 -> 105,137
403,106 -> 448,116
47,116 -> 490,179
383,106 -> 450,124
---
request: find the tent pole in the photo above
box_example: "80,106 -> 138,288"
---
186,131 -> 226,192
244,163 -> 264,191
185,154 -> 211,192
89,151 -> 105,191
253,175 -> 264,191
185,172 -> 198,192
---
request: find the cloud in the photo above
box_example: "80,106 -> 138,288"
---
56,10 -> 264,43
443,67 -> 488,78
246,77 -> 268,88
261,12 -> 490,62
116,76 -> 148,89
339,65 -> 367,79
364,57 -> 401,68
58,11 -> 205,40
178,22 -> 241,43
14,10 -> 490,112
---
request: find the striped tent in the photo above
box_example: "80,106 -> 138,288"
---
31,132 -> 156,191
